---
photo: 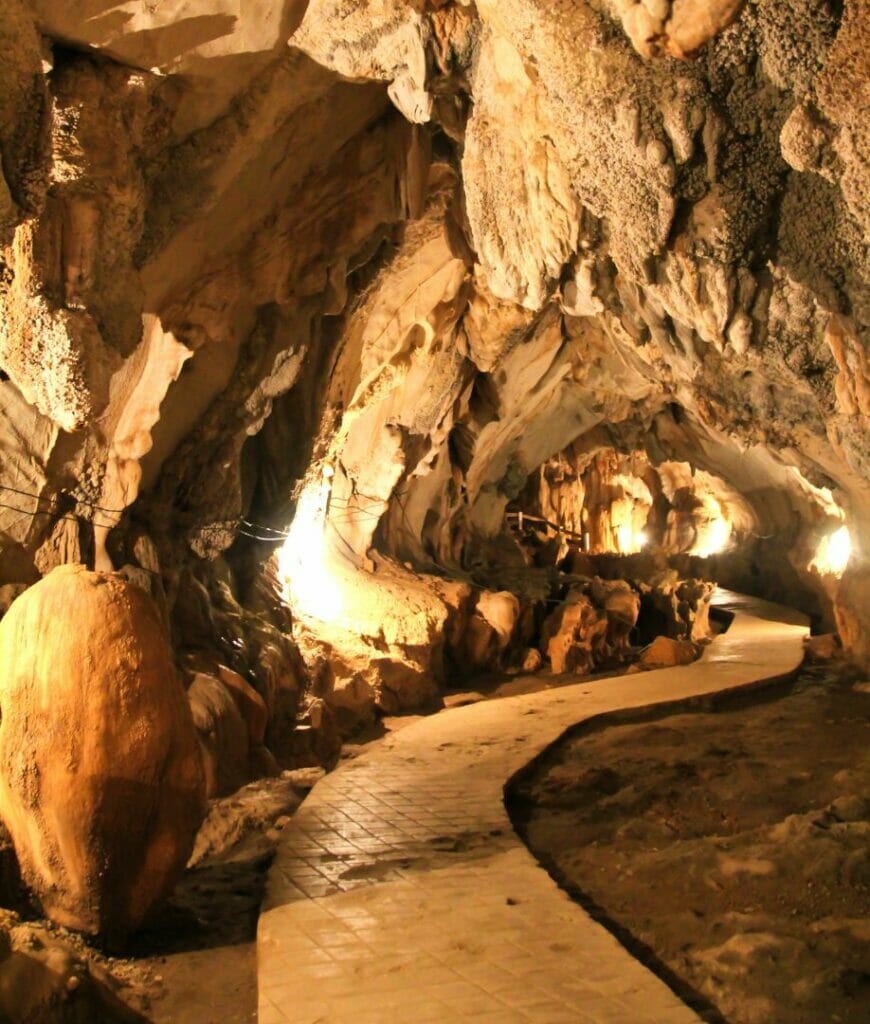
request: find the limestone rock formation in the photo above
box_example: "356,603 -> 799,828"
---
541,592 -> 610,675
0,921 -> 145,1023
463,590 -> 522,671
0,0 -> 866,814
638,634 -> 699,668
0,566 -> 206,938
640,576 -> 716,641
612,0 -> 748,59
188,671 -> 251,798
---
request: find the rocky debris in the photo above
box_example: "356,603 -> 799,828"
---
281,698 -> 343,769
541,591 -> 609,675
521,647 -> 544,673
189,771 -> 320,869
639,576 -> 715,641
0,566 -> 206,940
291,622 -> 440,740
637,634 -> 699,669
0,920 -> 146,1023
804,632 -> 841,662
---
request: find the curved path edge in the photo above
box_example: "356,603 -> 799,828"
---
258,590 -> 809,1024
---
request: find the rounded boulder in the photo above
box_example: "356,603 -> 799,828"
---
0,565 -> 206,939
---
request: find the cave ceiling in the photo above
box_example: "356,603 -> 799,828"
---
0,0 -> 867,656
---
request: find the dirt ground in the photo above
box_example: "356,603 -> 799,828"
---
0,770 -> 323,1024
508,661 -> 870,1024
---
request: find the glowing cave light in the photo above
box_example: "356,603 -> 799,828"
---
693,515 -> 731,557
691,496 -> 732,558
278,478 -> 343,624
812,525 -> 852,578
614,524 -> 649,554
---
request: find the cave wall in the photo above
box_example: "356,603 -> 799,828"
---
0,0 -> 867,683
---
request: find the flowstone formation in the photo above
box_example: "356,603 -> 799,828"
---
0,0 -> 867,937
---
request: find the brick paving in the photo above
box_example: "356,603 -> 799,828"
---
258,591 -> 808,1023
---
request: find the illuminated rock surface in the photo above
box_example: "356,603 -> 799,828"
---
0,1 -> 863,672
0,565 -> 205,938
0,0 -> 866,998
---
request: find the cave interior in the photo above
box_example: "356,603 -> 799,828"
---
0,1 -> 867,1022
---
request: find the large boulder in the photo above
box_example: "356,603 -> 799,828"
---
0,566 -> 206,939
638,635 -> 698,669
834,567 -> 870,670
591,578 -> 641,660
463,590 -> 521,671
188,672 -> 250,799
541,591 -> 609,675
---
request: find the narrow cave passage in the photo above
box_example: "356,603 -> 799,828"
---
0,2 -> 867,1023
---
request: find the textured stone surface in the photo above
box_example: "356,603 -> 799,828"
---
188,671 -> 251,798
0,0 -> 866,747
0,566 -> 205,938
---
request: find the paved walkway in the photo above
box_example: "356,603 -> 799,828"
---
258,591 -> 808,1024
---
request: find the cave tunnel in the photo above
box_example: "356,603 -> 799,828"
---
0,2 -> 867,1023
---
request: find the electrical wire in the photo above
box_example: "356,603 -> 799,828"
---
237,528 -> 287,543
0,482 -> 128,516
0,498 -> 117,531
240,518 -> 289,537
0,479 -> 395,546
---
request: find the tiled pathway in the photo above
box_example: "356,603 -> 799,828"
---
258,591 -> 808,1023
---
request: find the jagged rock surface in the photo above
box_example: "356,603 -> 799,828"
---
0,0 -> 866,812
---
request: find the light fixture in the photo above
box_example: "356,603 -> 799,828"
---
692,497 -> 732,557
278,470 -> 343,624
811,524 -> 852,578
614,523 -> 649,554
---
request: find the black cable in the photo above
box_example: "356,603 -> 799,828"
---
0,482 -> 128,515
328,509 -> 383,523
0,498 -> 117,531
0,480 -> 292,541
0,479 -> 406,547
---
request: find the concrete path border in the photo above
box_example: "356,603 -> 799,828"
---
258,591 -> 808,1023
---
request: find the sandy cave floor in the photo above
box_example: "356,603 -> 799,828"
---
508,661 -> 870,1024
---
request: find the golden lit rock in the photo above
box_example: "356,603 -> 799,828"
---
0,566 -> 205,939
